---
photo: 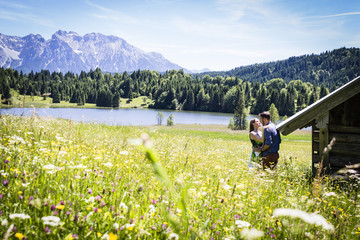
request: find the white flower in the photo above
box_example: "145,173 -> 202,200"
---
103,162 -> 113,167
113,223 -> 120,229
168,233 -> 179,240
85,196 -> 95,203
222,184 -> 232,191
119,202 -> 128,213
1,219 -> 8,226
43,164 -> 57,170
101,233 -> 109,240
240,228 -> 264,240
120,150 -> 129,155
125,223 -> 135,230
273,208 -> 334,232
9,213 -> 30,220
235,220 -> 251,228
323,192 -> 337,198
69,164 -> 87,169
148,205 -> 156,217
41,216 -> 61,226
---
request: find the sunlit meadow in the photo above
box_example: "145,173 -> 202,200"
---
0,115 -> 359,239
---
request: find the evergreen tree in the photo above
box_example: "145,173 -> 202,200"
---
51,86 -> 61,103
269,103 -> 280,124
233,89 -> 247,130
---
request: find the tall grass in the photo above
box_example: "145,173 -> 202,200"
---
0,115 -> 359,239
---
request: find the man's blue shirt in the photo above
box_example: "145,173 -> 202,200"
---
263,122 -> 281,157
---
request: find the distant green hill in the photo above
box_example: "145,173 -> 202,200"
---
198,47 -> 360,90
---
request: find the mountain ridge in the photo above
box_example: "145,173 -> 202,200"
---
0,30 -> 183,73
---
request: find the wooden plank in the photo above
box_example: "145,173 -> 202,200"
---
329,125 -> 360,134
331,142 -> 360,157
319,127 -> 329,171
313,155 -> 320,163
313,131 -> 319,140
329,132 -> 360,144
312,142 -> 319,151
330,156 -> 360,168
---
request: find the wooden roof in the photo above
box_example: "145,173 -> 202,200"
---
277,76 -> 360,135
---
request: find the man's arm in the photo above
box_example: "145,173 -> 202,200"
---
261,144 -> 270,153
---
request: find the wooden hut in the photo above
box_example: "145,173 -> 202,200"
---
276,76 -> 360,175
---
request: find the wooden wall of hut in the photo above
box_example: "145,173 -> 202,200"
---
312,92 -> 360,174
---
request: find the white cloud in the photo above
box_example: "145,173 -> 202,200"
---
85,1 -> 140,24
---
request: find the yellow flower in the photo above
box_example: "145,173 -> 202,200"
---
97,232 -> 102,237
15,233 -> 24,239
109,233 -> 118,240
56,205 -> 65,210
18,191 -> 23,195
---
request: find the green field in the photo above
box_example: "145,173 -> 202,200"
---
2,90 -> 153,109
0,115 -> 359,239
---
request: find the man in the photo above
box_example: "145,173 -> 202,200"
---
259,111 -> 281,170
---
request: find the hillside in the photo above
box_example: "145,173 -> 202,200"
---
198,47 -> 360,89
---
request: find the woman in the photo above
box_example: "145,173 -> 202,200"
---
248,118 -> 267,168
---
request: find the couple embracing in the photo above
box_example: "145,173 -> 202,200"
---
248,111 -> 281,170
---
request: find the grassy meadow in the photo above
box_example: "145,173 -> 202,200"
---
0,114 -> 359,239
2,90 -> 153,109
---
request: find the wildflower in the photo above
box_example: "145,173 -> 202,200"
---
72,234 -> 79,239
323,192 -> 337,198
9,213 -> 30,220
273,208 -> 334,232
97,232 -> 102,237
50,204 -> 56,211
168,233 -> 179,240
88,188 -> 92,194
125,223 -> 135,231
42,216 -> 61,226
43,164 -> 57,170
240,228 -> 264,240
95,195 -> 102,202
2,180 -> 9,187
15,233 -> 24,239
1,219 -> 8,226
119,202 -> 128,213
85,196 -> 95,203
45,226 -> 51,234
120,151 -> 129,155
101,233 -> 109,240
113,223 -> 119,229
56,205 -> 65,210
109,233 -> 118,240
103,162 -> 113,167
235,220 -> 251,228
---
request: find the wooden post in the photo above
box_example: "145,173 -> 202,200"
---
316,113 -> 329,173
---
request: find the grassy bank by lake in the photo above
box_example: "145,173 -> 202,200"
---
0,115 -> 358,239
1,90 -> 153,109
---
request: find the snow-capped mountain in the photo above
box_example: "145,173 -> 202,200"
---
0,30 -> 183,73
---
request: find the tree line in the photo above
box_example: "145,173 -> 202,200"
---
198,47 -> 360,90
0,67 -> 329,118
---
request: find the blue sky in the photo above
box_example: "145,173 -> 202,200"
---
1,0 -> 360,71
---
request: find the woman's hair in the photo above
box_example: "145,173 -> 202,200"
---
249,118 -> 256,132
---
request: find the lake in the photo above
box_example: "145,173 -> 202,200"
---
0,107 -> 259,126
